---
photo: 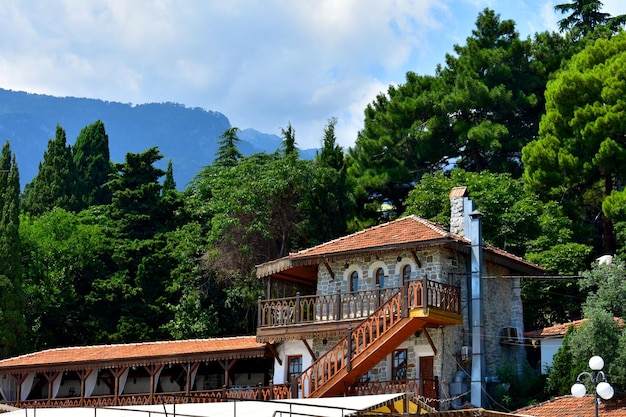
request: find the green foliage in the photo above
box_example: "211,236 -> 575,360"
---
493,361 -> 547,411
0,141 -> 25,357
213,127 -> 243,168
20,208 -> 107,349
404,169 -> 541,255
580,258 -> 626,318
347,9 -> 569,225
73,120 -> 113,209
22,125 -> 78,215
555,0 -> 626,40
546,325 -> 579,395
523,32 -> 626,254
280,122 -> 298,157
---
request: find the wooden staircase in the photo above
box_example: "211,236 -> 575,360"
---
295,287 -> 428,398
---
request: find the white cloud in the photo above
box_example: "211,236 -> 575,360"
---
4,0 -> 624,150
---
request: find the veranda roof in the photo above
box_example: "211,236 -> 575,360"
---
0,336 -> 267,373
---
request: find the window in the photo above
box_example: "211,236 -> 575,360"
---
350,271 -> 359,292
375,268 -> 385,289
392,349 -> 408,380
402,264 -> 411,283
286,355 -> 302,383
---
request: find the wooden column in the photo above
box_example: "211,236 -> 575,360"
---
76,369 -> 94,406
218,359 -> 237,388
146,364 -> 163,404
44,371 -> 61,405
184,362 -> 200,396
111,367 -> 128,406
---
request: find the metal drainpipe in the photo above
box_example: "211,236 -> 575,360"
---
467,197 -> 485,408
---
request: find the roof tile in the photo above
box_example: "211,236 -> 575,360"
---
516,395 -> 626,417
0,336 -> 265,370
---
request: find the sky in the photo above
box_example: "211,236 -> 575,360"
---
1,1 -> 626,151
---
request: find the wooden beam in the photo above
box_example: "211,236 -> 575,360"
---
410,250 -> 422,268
422,328 -> 437,356
301,339 -> 316,361
323,262 -> 335,280
266,343 -> 282,366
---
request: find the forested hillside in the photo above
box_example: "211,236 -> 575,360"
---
0,88 -> 316,189
2,2 -> 626,407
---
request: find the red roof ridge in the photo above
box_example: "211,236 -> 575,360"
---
525,317 -> 623,338
290,215 -> 453,258
0,336 -> 261,366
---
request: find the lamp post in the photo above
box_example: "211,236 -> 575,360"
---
571,356 -> 614,417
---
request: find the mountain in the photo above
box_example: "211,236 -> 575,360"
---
0,88 -> 316,189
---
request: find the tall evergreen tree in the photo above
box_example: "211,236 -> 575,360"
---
73,120 -> 113,209
22,125 -> 77,216
213,127 -> 243,168
107,147 -> 165,240
163,159 -> 176,193
0,141 -> 25,356
280,122 -> 298,157
555,0 -> 626,39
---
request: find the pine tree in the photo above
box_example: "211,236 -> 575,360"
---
0,141 -> 25,356
73,120 -> 113,209
163,159 -> 176,193
213,127 -> 243,168
22,125 -> 77,216
280,122 -> 298,157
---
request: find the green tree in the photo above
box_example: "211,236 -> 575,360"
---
280,122 -> 298,157
299,118 -> 353,244
107,147 -> 165,240
555,0 -> 626,39
20,208 -> 107,349
163,159 -> 176,193
73,120 -> 113,209
347,9 -> 569,223
522,32 -> 626,255
213,127 -> 243,168
86,147 -> 173,343
0,141 -> 25,356
22,125 -> 77,215
404,169 -> 541,254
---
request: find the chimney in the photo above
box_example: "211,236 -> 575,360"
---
449,187 -> 469,236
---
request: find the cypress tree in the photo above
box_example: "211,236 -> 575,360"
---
73,120 -> 113,209
0,141 -> 25,356
22,125 -> 77,216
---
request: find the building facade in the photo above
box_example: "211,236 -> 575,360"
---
255,187 -> 543,409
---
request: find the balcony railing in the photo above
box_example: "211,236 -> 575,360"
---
258,277 -> 460,328
16,385 -> 293,408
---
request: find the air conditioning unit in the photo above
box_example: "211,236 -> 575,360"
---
500,327 -> 519,345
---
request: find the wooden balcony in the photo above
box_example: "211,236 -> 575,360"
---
256,278 -> 462,341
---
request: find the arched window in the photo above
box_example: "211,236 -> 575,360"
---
376,267 -> 385,289
402,264 -> 411,283
350,271 -> 359,292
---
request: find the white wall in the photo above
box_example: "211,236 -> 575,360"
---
540,338 -> 564,374
272,339 -> 314,384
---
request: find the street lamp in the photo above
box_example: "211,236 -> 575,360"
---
571,356 -> 614,417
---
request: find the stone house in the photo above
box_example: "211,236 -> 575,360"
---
255,187 -> 543,409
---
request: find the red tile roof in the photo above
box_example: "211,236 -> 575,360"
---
525,318 -> 623,338
256,215 -> 543,278
0,336 -> 267,372
516,395 -> 626,417
291,215 -> 452,258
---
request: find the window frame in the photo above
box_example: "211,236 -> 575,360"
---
286,355 -> 303,383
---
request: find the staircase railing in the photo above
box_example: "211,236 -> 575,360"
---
292,277 -> 461,398
295,285 -> 406,398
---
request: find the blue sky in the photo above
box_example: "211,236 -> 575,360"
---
1,0 -> 625,150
